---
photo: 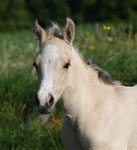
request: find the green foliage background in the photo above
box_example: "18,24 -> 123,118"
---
1,0 -> 137,31
1,0 -> 137,149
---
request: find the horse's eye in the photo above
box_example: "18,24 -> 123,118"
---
33,62 -> 37,68
63,62 -> 71,69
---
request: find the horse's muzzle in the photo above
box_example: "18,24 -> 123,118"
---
35,94 -> 54,115
38,105 -> 53,114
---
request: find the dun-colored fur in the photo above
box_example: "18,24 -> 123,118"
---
32,18 -> 137,150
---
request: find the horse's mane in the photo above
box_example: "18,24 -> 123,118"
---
75,49 -> 121,86
47,23 -> 64,39
47,23 -> 121,86
90,63 -> 121,85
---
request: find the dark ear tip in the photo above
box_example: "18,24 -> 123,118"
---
66,17 -> 74,25
66,17 -> 71,21
32,18 -> 38,27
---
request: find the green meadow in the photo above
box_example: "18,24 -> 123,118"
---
0,23 -> 137,149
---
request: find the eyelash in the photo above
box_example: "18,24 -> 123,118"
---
63,62 -> 71,69
33,62 -> 37,68
33,62 -> 71,69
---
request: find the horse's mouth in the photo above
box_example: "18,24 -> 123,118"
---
38,107 -> 53,115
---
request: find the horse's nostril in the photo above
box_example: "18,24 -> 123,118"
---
48,95 -> 54,107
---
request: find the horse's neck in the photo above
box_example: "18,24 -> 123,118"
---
62,48 -> 115,122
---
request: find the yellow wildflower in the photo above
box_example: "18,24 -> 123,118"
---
103,24 -> 111,30
134,42 -> 137,46
107,26 -> 111,30
103,24 -> 107,30
89,45 -> 96,51
86,37 -> 90,41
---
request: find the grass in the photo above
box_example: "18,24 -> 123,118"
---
1,23 -> 137,149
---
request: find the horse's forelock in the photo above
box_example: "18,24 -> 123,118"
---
47,23 -> 64,39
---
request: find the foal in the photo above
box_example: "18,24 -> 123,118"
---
32,18 -> 137,150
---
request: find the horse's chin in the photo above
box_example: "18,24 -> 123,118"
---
46,108 -> 54,114
38,110 -> 53,123
38,107 -> 54,115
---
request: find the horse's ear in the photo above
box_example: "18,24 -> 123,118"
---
63,18 -> 75,44
32,19 -> 46,44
